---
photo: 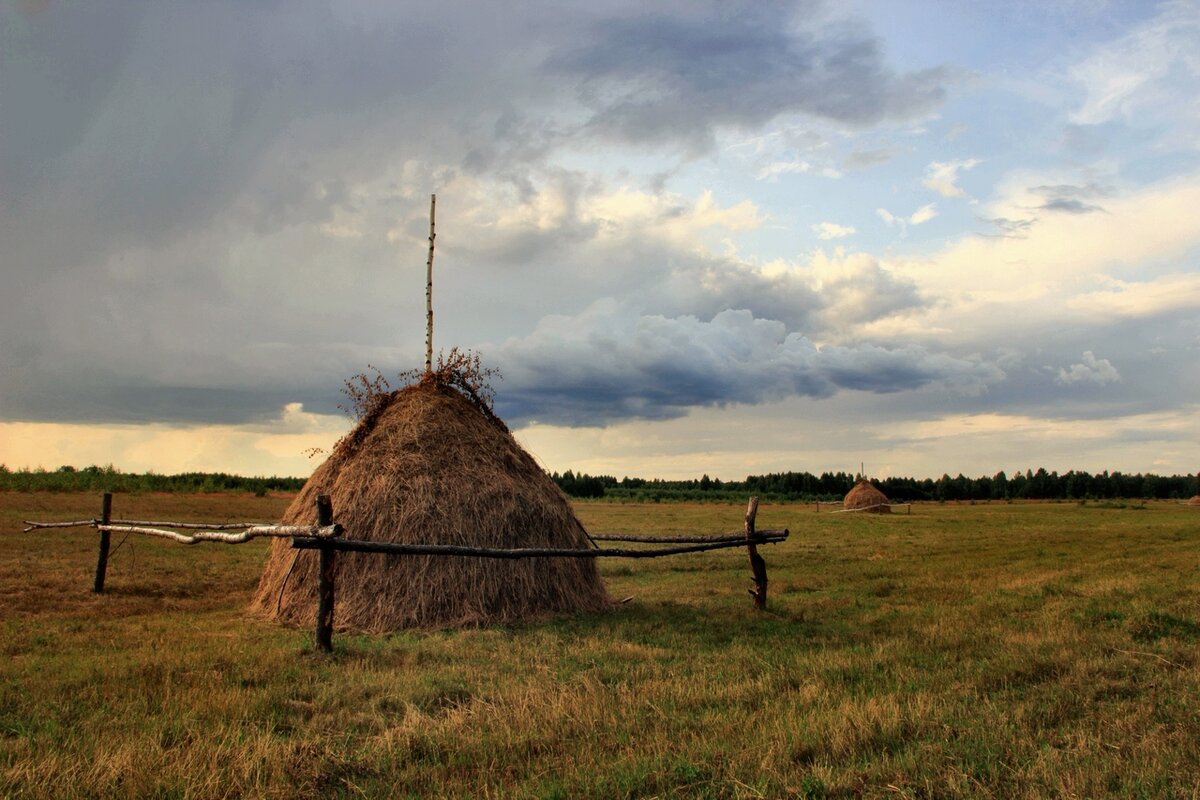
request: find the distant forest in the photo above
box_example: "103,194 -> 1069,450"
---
0,464 -> 304,495
551,468 -> 1200,503
2,463 -> 1197,503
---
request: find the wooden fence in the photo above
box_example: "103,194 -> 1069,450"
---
24,493 -> 788,652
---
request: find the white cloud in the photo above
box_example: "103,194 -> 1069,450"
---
1055,351 -> 1121,386
909,203 -> 939,225
1068,273 -> 1200,318
877,203 -> 938,228
890,172 -> 1200,302
813,221 -> 856,239
922,158 -> 980,198
806,250 -> 925,332
757,160 -> 813,180
1069,1 -> 1200,129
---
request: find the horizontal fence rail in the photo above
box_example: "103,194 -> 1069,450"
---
97,523 -> 341,545
291,531 -> 788,559
589,531 -> 786,544
23,518 -> 337,537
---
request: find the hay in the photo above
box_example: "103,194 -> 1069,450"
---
1187,495 -> 1200,506
250,378 -> 612,631
843,478 -> 891,513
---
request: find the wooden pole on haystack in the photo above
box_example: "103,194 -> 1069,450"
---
425,194 -> 436,375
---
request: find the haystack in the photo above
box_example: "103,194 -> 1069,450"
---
843,478 -> 891,513
250,379 -> 612,631
1188,496 -> 1200,507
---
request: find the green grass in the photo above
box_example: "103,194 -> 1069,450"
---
2,494 -> 1199,798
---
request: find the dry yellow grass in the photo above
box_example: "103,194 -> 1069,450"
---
1,493 -> 1198,797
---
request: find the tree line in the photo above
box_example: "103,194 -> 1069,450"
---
551,468 -> 1200,502
0,464 -> 304,495
3,463 -> 1196,502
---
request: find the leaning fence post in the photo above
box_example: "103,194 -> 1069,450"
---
745,496 -> 768,609
315,495 -> 337,652
93,492 -> 113,593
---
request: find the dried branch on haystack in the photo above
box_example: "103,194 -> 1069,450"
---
335,347 -> 505,462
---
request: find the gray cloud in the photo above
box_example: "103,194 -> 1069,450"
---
0,1 -> 961,432
1030,182 -> 1109,214
491,303 -> 1002,426
980,216 -> 1035,238
1031,183 -> 1111,200
842,146 -> 903,170
545,1 -> 949,150
1039,198 -> 1105,214
1055,351 -> 1121,386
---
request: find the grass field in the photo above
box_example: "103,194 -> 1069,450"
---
2,492 -> 1198,798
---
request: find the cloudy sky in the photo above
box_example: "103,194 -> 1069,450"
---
3,0 -> 1199,480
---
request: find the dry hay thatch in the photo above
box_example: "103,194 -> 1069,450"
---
1187,495 -> 1200,506
844,478 -> 891,513
250,377 -> 612,631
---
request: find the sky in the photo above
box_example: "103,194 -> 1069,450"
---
2,0 -> 1199,481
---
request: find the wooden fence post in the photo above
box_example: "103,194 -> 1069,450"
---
745,496 -> 768,609
315,495 -> 337,652
93,492 -> 113,593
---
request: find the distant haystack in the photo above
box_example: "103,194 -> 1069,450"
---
844,478 -> 891,514
250,377 -> 612,631
1187,495 -> 1200,507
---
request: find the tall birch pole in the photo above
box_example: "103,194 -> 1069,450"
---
425,194 -> 436,375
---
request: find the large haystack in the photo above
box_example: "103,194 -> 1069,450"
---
843,478 -> 891,513
1187,496 -> 1200,507
251,379 -> 612,631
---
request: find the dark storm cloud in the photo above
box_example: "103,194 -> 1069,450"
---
491,305 -> 1002,426
1,1 -> 958,430
0,2 -> 150,203
545,1 -> 949,150
1,384 -> 314,426
1,1 -> 520,266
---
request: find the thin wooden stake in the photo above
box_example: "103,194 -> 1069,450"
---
425,193 -> 436,375
315,495 -> 337,652
745,496 -> 768,609
93,492 -> 113,593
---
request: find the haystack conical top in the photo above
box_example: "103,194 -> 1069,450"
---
251,379 -> 612,631
843,478 -> 891,513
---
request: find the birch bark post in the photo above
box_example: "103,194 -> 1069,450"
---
745,496 -> 768,608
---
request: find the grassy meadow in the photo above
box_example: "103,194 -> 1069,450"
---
2,492 -> 1199,798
